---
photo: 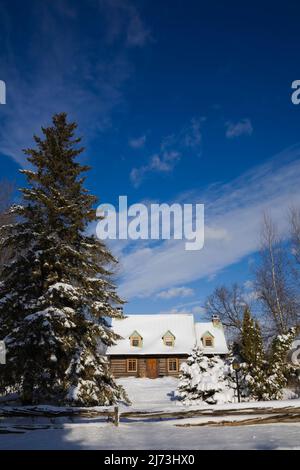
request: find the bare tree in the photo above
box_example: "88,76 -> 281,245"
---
289,206 -> 300,330
0,180 -> 14,269
255,212 -> 298,335
290,206 -> 300,267
205,283 -> 248,340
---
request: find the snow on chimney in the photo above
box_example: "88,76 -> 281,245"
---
212,314 -> 221,327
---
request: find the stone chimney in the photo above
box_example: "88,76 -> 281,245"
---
212,314 -> 221,328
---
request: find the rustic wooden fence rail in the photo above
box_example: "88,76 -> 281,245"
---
0,406 -> 119,425
121,406 -> 300,420
1,405 -> 300,427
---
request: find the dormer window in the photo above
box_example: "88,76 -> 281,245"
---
129,331 -> 143,348
202,331 -> 214,348
204,337 -> 213,347
162,330 -> 175,347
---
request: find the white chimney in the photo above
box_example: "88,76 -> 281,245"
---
212,314 -> 221,327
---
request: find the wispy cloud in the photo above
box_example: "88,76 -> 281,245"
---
244,280 -> 254,290
129,134 -> 147,149
98,0 -> 151,47
156,286 -> 195,300
126,10 -> 151,47
130,118 -> 204,187
130,150 -> 180,188
118,144 -> 300,299
225,118 -> 253,139
0,0 -> 149,165
159,305 -> 204,315
182,118 -> 204,151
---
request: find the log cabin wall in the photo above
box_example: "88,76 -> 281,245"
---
109,355 -> 188,378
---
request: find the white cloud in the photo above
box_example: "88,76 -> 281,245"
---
160,118 -> 204,153
0,1 -> 149,165
182,118 -> 204,152
159,305 -> 205,315
130,118 -> 204,187
99,0 -> 151,48
130,150 -> 181,188
129,134 -> 147,149
126,12 -> 151,47
225,118 -> 253,139
244,290 -> 259,303
118,144 -> 300,299
244,280 -> 254,290
157,286 -> 195,300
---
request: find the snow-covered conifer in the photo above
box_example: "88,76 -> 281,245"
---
265,328 -> 296,400
239,307 -> 296,400
0,113 -> 127,406
177,347 -> 235,405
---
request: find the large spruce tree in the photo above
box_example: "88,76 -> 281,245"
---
0,113 -> 126,406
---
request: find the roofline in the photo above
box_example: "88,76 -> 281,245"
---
107,350 -> 229,356
113,313 -> 194,318
107,352 -> 191,356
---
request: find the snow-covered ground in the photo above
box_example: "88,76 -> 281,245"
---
118,376 -> 178,409
118,377 -> 300,412
0,377 -> 300,450
1,420 -> 300,450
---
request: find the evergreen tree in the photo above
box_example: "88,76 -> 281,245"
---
0,113 -> 127,406
240,308 -> 264,368
240,307 -> 263,367
240,307 -> 267,400
239,308 -> 296,400
266,328 -> 296,400
177,347 -> 203,402
177,347 -> 235,405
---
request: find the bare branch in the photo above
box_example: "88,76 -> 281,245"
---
205,283 -> 248,340
254,211 -> 298,335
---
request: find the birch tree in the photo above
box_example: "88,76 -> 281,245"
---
255,213 -> 297,336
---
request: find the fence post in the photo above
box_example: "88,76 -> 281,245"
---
113,406 -> 119,427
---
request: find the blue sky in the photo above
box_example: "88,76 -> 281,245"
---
1,1 -> 300,318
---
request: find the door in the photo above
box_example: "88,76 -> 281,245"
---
146,358 -> 158,379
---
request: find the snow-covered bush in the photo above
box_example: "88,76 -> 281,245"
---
176,329 -> 297,405
240,328 -> 296,401
236,308 -> 297,401
264,328 -> 297,400
177,347 -> 236,405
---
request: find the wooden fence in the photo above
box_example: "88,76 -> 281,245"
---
0,405 -> 120,426
1,405 -> 300,427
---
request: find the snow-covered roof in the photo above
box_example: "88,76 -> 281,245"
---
195,322 -> 229,354
107,314 -> 195,355
107,314 -> 228,356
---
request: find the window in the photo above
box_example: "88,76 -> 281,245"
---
202,332 -> 214,348
127,358 -> 137,372
162,331 -> 175,347
204,337 -> 213,347
129,331 -> 143,347
167,358 -> 178,372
